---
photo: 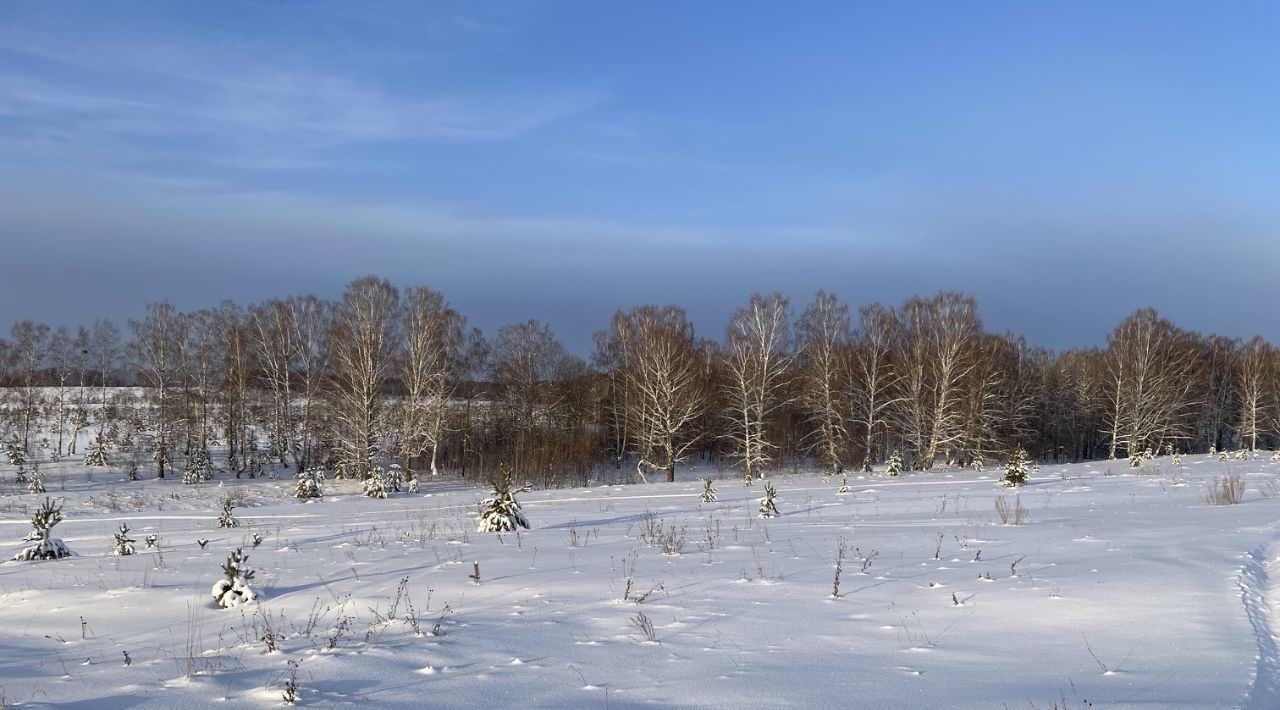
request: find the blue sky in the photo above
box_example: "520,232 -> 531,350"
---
1,1 -> 1276,352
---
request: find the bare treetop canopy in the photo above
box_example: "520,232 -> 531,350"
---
0,278 -> 1273,484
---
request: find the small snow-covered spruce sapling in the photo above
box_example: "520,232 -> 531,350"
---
699,478 -> 717,503
758,482 -> 780,518
112,523 -> 135,556
183,446 -> 212,484
27,471 -> 45,494
295,468 -> 324,499
477,463 -> 530,533
1128,452 -> 1142,468
385,463 -> 405,493
1004,446 -> 1030,486
12,497 -> 73,561
363,465 -> 389,499
5,439 -> 25,467
83,435 -> 109,467
885,450 -> 903,476
837,476 -> 850,495
193,446 -> 213,480
211,548 -> 257,608
218,501 -> 240,528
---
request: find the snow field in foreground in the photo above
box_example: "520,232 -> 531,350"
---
0,454 -> 1277,708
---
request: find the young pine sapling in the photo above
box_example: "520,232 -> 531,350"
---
477,463 -> 531,533
12,497 -> 74,561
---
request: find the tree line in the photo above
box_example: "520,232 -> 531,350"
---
0,276 -> 1273,486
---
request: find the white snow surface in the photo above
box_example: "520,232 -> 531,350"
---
0,453 -> 1277,708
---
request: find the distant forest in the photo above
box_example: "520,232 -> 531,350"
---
0,275 -> 1271,485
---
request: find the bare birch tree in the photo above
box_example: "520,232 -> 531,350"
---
215,302 -> 252,472
615,306 -> 707,483
850,303 -> 901,471
10,320 -> 49,452
48,327 -> 74,457
185,310 -> 218,455
796,290 -> 850,474
399,286 -> 463,479
923,293 -> 982,467
250,300 -> 297,466
287,295 -> 330,472
1104,308 -> 1203,457
90,319 -> 120,406
327,276 -> 399,479
1238,336 -> 1271,451
130,303 -> 179,478
722,293 -> 796,481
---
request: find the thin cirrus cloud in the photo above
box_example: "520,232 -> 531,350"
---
0,25 -> 608,170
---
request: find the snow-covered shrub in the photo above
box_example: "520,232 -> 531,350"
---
218,501 -> 240,528
1128,453 -> 1142,468
837,476 -> 850,495
699,478 -> 717,503
84,435 -> 109,467
1004,447 -> 1030,486
26,472 -> 44,494
885,450 -> 903,477
211,548 -> 257,608
363,465 -> 388,499
1271,451 -> 1280,462
112,523 -> 135,556
1235,449 -> 1249,461
478,463 -> 530,533
295,468 -> 324,499
12,497 -> 73,561
1172,450 -> 1183,465
758,482 -> 780,518
1142,447 -> 1154,461
970,457 -> 984,473
1219,450 -> 1229,462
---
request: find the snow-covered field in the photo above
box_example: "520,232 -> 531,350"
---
1,453 -> 1277,708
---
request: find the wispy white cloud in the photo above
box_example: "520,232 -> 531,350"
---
0,19 -> 607,172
